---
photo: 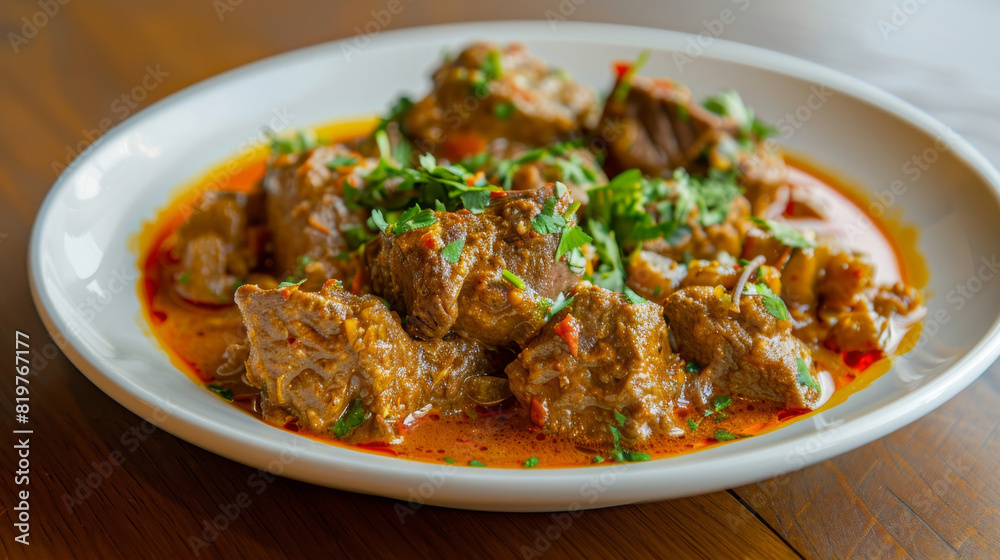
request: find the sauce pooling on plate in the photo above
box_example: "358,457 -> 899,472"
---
138,42 -> 925,468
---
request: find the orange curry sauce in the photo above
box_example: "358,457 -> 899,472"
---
135,119 -> 925,468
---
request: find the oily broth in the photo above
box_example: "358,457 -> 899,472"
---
135,120 -> 925,468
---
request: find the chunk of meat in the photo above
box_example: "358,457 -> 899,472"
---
506,284 -> 686,447
778,245 -> 924,353
596,75 -> 738,177
169,190 -> 264,305
626,252 -> 781,303
263,145 -> 373,285
501,146 -> 607,206
235,283 -> 487,442
663,285 -> 821,409
404,42 -> 599,160
366,183 -> 582,346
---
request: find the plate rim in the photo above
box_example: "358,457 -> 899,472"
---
28,20 -> 1000,511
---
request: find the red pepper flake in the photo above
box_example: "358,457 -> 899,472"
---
843,349 -> 883,372
421,232 -> 437,249
553,314 -> 580,357
529,397 -> 547,427
490,190 -> 507,199
612,61 -> 631,79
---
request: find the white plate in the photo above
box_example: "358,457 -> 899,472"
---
30,21 -> 1000,511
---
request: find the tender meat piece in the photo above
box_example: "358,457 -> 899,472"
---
235,283 -> 488,442
366,184 -> 582,347
627,252 -> 782,302
404,42 -> 600,160
169,190 -> 264,305
263,144 -> 373,285
663,285 -> 821,409
708,135 -> 789,213
596,75 -> 738,177
642,195 -> 752,262
778,245 -> 923,352
505,284 -> 686,446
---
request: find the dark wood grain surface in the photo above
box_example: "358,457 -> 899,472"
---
2,1 -> 999,558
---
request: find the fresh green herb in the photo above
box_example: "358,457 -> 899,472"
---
441,238 -> 465,263
614,409 -> 627,427
332,398 -> 370,438
371,209 -> 390,233
502,269 -> 527,290
344,226 -> 374,249
550,153 -> 598,187
267,128 -> 318,155
326,154 -> 359,169
612,50 -> 651,102
555,225 -> 592,262
586,221 -> 625,292
460,189 -> 492,214
277,279 -> 307,289
687,419 -> 698,432
472,49 -> 503,93
531,196 -> 568,235
703,89 -> 775,140
207,384 -> 233,401
544,293 -> 575,322
555,182 -> 568,198
685,362 -> 700,374
434,199 -> 447,212
622,287 -> 647,304
608,424 -> 621,447
593,455 -> 605,464
491,140 -> 586,189
390,204 -> 438,235
797,357 -> 820,392
712,395 -> 733,413
714,429 -> 738,442
713,412 -> 729,422
750,217 -> 816,249
468,460 -> 486,467
178,272 -> 190,284
523,457 -> 539,468
494,102 -> 515,120
757,282 -> 789,321
443,457 -> 456,464
676,104 -> 689,122
622,451 -> 651,462
652,286 -> 663,296
375,96 -> 414,133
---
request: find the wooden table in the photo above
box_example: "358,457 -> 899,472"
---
2,1 -> 999,558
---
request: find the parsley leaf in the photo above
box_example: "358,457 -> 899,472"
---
332,398 -> 370,438
703,89 -> 774,140
622,287 -> 647,304
277,279 -> 307,289
443,457 -> 456,464
712,395 -> 733,413
687,419 -> 698,432
523,457 -> 539,468
750,217 -> 817,249
685,361 -> 700,373
796,357 -> 820,392
391,204 -> 437,235
326,154 -> 359,169
468,459 -> 486,467
207,384 -> 233,401
593,455 -> 605,463
531,196 -> 568,235
441,238 -> 465,263
614,409 -> 627,427
371,209 -> 390,233
460,189 -> 492,214
749,281 -> 789,321
714,429 -> 738,442
544,293 -> 575,322
494,102 -> 515,120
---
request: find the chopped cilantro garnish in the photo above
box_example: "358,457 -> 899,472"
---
531,196 -> 568,235
614,409 -> 627,427
207,384 -> 233,401
468,460 -> 486,467
703,89 -> 774,140
608,424 -> 621,447
555,225 -> 592,262
612,50 -> 651,102
685,361 -> 700,374
493,103 -> 515,120
593,455 -> 605,464
443,457 -> 456,464
523,457 -> 539,468
332,398 -> 370,439
460,189 -> 492,214
277,279 -> 306,289
623,451 -> 651,462
544,293 -> 575,322
622,287 -> 647,304
555,182 -> 568,198
391,204 -> 437,235
326,154 -> 358,169
501,269 -> 527,290
712,395 -> 733,413
687,419 -> 698,432
750,217 -> 816,249
796,357 -> 820,391
441,238 -> 465,263
178,272 -> 190,284
714,429 -> 738,442
755,282 -> 790,321
376,96 -> 413,133
371,209 -> 390,233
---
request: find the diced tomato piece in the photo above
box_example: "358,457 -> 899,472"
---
442,131 -> 487,161
613,61 -> 631,79
490,190 -> 507,198
529,397 -> 547,427
553,313 -> 580,357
